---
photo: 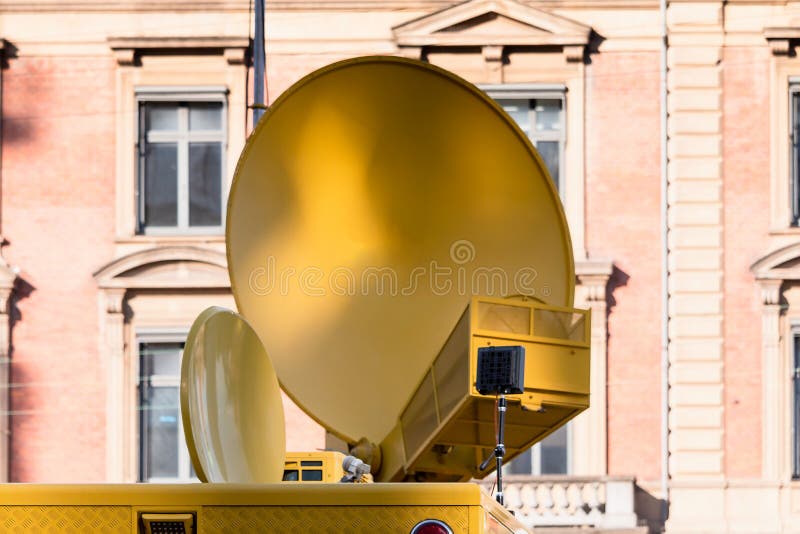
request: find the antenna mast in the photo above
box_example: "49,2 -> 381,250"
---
253,0 -> 266,125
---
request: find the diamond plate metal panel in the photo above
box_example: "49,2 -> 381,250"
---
201,505 -> 470,533
0,506 -> 131,533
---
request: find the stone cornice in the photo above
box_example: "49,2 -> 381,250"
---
764,27 -> 800,56
0,0 -> 658,12
107,36 -> 250,65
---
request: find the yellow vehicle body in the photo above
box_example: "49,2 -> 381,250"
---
283,451 -> 346,483
0,483 -> 527,533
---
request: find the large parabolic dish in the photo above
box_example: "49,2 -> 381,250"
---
227,56 -> 574,446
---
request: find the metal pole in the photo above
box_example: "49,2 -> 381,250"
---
495,395 -> 507,506
253,0 -> 266,125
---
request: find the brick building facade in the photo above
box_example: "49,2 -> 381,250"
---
0,0 -> 797,531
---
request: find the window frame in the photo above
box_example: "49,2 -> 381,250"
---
135,86 -> 229,237
482,84 -> 567,199
136,329 -> 195,483
794,330 -> 800,479
791,84 -> 800,227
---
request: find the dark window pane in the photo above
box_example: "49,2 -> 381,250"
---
302,470 -> 323,481
540,425 -> 568,475
189,142 -> 222,226
139,342 -> 185,482
145,103 -> 178,131
793,94 -> 800,225
537,140 -> 560,192
189,102 -> 223,131
144,143 -> 178,227
507,447 -> 532,475
794,336 -> 800,478
144,386 -> 179,479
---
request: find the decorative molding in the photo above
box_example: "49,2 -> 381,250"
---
764,27 -> 800,56
107,36 -> 250,66
759,279 -> 783,307
576,259 -> 614,302
393,0 -> 592,64
105,288 -> 127,314
751,242 -> 800,281
95,245 -> 228,481
750,246 -> 800,480
0,0 -> 659,12
574,258 -> 614,476
93,246 -> 229,289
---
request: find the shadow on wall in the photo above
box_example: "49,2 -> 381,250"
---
8,275 -> 35,482
635,484 -> 667,534
1,42 -> 34,147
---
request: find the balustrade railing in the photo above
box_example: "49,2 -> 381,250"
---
478,475 -> 639,530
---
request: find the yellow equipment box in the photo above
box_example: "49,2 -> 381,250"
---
382,296 -> 590,482
283,451 -> 346,483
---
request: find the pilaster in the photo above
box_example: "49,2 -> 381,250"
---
103,288 -> 127,482
666,0 -> 725,472
573,259 -> 613,476
665,0 -> 726,529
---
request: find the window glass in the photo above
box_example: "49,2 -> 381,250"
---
189,102 -> 223,131
146,103 -> 178,131
540,425 -> 568,475
496,95 -> 564,195
506,424 -> 569,475
144,386 -> 180,479
537,141 -> 560,187
792,92 -> 800,226
794,335 -> 800,478
139,341 -> 195,482
189,143 -> 223,226
497,99 -> 531,135
144,143 -> 178,227
534,99 -> 562,132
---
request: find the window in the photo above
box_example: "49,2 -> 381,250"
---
483,87 -> 565,196
794,333 -> 800,479
507,425 -> 570,476
138,339 -> 196,482
489,86 -> 570,477
136,89 -> 227,235
792,88 -> 800,226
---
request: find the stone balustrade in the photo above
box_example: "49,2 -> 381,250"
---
477,475 -> 639,531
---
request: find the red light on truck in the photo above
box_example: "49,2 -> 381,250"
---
410,519 -> 454,534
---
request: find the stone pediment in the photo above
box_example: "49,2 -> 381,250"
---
94,246 -> 229,290
393,0 -> 591,61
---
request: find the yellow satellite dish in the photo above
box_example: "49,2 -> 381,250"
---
227,56 -> 574,448
180,306 -> 286,483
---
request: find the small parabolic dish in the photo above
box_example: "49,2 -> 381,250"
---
180,306 -> 286,483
